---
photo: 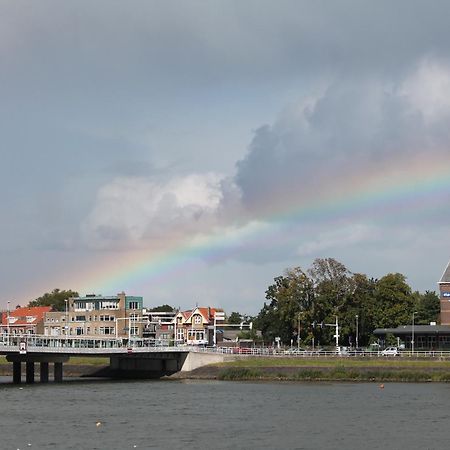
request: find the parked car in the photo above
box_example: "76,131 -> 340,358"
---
381,346 -> 400,356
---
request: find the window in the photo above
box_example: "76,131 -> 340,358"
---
130,326 -> 139,336
194,314 -> 202,324
129,301 -> 139,310
99,327 -> 114,335
101,301 -> 119,310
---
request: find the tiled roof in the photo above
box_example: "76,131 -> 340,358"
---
182,307 -> 223,324
439,260 -> 450,283
1,306 -> 52,326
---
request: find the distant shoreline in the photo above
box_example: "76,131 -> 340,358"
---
2,356 -> 450,382
171,357 -> 450,382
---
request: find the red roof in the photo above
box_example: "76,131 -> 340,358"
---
1,306 -> 52,326
184,307 -> 223,324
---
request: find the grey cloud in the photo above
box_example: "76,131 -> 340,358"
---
235,67 -> 450,213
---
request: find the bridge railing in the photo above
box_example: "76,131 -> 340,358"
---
192,346 -> 450,358
0,334 -> 181,350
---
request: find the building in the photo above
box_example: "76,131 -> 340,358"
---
142,309 -> 176,342
174,307 -> 224,346
1,306 -> 52,335
43,292 -> 144,338
439,260 -> 450,325
374,260 -> 450,349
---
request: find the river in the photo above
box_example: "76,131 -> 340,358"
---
0,379 -> 448,449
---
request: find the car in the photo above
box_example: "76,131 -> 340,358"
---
381,346 -> 399,356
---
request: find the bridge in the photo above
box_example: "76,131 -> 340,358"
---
0,335 -> 228,383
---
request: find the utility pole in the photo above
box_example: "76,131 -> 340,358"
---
325,316 -> 340,349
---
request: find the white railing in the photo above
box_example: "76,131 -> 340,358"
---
193,346 -> 450,358
0,334 -> 188,352
2,334 -> 450,358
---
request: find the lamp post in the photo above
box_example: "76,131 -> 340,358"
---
355,314 -> 359,349
7,300 -> 10,345
412,311 -> 417,355
64,299 -> 69,336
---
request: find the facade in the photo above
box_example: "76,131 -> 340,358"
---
142,309 -> 176,342
374,261 -> 450,349
174,307 -> 223,346
373,324 -> 450,350
1,306 -> 52,335
43,292 -> 144,338
439,260 -> 450,325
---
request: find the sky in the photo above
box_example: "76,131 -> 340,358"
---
1,0 -> 450,315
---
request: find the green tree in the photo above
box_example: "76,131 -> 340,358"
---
415,290 -> 440,325
28,288 -> 78,311
373,273 -> 414,328
258,266 -> 314,344
308,258 -> 355,346
227,311 -> 243,324
149,304 -> 175,312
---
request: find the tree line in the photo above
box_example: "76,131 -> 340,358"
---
26,258 -> 440,348
252,258 -> 439,347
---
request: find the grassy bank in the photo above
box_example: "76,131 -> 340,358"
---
216,366 -> 450,382
188,357 -> 450,383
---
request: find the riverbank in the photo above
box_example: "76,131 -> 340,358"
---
171,357 -> 450,382
2,355 -> 450,382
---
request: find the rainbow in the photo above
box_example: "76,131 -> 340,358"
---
71,151 -> 450,295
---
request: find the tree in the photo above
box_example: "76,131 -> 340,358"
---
258,267 -> 315,344
372,273 -> 414,328
308,258 -> 356,346
28,289 -> 78,311
227,311 -> 243,324
149,304 -> 175,312
415,290 -> 440,325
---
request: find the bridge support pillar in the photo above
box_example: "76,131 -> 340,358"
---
40,362 -> 49,383
13,361 -> 21,384
26,361 -> 35,384
54,362 -> 63,382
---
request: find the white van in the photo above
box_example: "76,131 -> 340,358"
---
381,346 -> 399,356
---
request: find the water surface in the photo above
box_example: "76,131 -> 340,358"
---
1,379 -> 448,449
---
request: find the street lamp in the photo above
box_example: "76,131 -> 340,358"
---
64,299 -> 69,336
412,311 -> 417,355
7,300 -> 10,345
355,314 -> 359,349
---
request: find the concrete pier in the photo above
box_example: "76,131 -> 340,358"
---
40,362 -> 49,383
6,355 -> 69,384
54,362 -> 63,382
13,361 -> 21,384
26,361 -> 35,383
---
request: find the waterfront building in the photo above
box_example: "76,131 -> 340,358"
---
374,260 -> 450,349
141,309 -> 176,342
439,260 -> 450,325
43,292 -> 144,338
174,307 -> 224,345
1,306 -> 52,335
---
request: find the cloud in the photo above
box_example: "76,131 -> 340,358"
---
235,58 -> 450,214
81,173 -> 227,249
297,224 -> 379,257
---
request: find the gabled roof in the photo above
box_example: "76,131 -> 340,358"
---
439,260 -> 450,283
1,306 -> 52,326
182,307 -> 223,324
